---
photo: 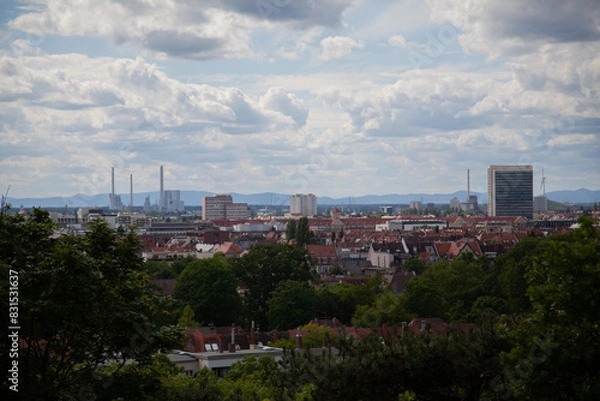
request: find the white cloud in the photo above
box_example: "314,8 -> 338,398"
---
388,34 -> 408,49
8,0 -> 354,60
318,36 -> 365,61
1,0 -> 599,198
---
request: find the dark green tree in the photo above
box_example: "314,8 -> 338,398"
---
232,243 -> 315,330
489,236 -> 549,314
174,254 -> 243,327
318,273 -> 389,324
296,216 -> 311,246
404,257 -> 427,275
0,209 -> 182,400
502,217 -> 600,399
403,276 -> 446,318
170,255 -> 196,276
275,323 -> 508,401
286,218 -> 297,241
267,280 -> 318,330
218,355 -> 280,401
352,291 -> 412,328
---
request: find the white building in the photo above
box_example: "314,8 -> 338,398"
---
290,193 -> 317,217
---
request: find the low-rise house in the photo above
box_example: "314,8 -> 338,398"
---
367,242 -> 404,270
433,240 -> 482,260
306,244 -> 339,275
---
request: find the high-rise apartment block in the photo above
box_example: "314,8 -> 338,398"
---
290,193 -> 317,217
202,194 -> 249,220
164,190 -> 184,212
487,165 -> 533,219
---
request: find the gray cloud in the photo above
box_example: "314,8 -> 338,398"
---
144,30 -> 224,59
484,0 -> 600,44
213,0 -> 352,28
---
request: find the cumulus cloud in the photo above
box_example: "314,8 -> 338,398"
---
426,0 -> 600,58
2,0 -> 598,197
8,0 -> 353,60
259,87 -> 308,128
318,36 -> 364,60
388,34 -> 408,48
0,48 -> 316,196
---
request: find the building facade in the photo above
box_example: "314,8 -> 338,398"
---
290,193 -> 317,216
487,165 -> 533,219
202,195 -> 249,220
533,195 -> 548,212
164,190 -> 185,212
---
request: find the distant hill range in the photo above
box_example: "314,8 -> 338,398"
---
6,188 -> 599,209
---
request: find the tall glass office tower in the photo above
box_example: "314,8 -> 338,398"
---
487,165 -> 533,219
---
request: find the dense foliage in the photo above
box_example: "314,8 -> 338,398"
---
174,254 -> 244,326
0,208 -> 183,400
2,207 -> 598,400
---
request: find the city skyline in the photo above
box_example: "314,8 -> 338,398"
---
1,0 -> 599,199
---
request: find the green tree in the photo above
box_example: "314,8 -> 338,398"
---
174,254 -> 243,327
218,355 -> 280,401
275,323 -> 508,401
404,257 -> 427,275
178,305 -> 201,328
403,276 -> 446,318
267,280 -> 318,330
0,210 -> 182,400
233,243 -> 315,330
146,260 -> 178,279
412,254 -> 490,322
286,218 -> 297,241
296,216 -> 311,246
489,236 -> 548,314
502,216 -> 600,399
318,273 -> 389,324
171,255 -> 197,276
352,291 -> 412,328
160,368 -> 223,401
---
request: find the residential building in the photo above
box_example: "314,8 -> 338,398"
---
116,212 -> 151,229
409,201 -> 422,211
449,197 -> 461,210
202,195 -> 249,220
290,193 -> 317,217
306,244 -> 339,275
487,165 -> 533,219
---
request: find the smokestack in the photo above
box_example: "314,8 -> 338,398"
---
159,165 -> 164,213
467,169 -> 470,202
130,174 -> 133,210
109,167 -> 115,209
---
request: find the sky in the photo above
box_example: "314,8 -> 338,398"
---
1,0 -> 599,201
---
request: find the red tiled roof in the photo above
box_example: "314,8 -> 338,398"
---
217,241 -> 243,255
306,244 -> 337,258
